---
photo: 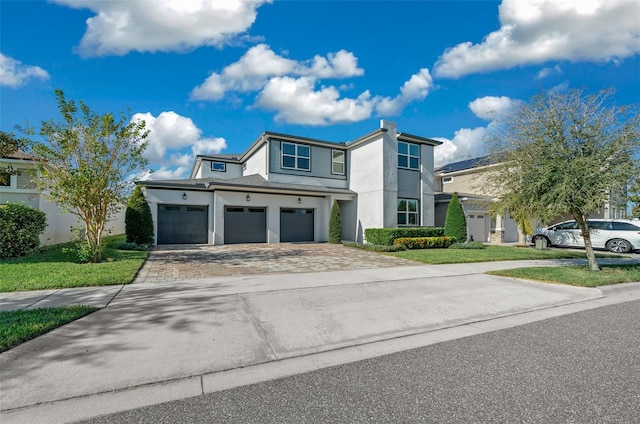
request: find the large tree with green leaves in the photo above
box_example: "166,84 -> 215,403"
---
486,88 -> 640,271
28,89 -> 149,262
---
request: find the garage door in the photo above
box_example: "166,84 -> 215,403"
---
158,205 -> 208,244
467,214 -> 487,242
280,208 -> 314,242
224,207 -> 267,244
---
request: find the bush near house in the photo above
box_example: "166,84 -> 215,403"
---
444,193 -> 467,242
125,186 -> 154,245
342,241 -> 407,252
0,203 -> 47,258
365,227 -> 445,246
329,200 -> 342,243
393,236 -> 457,249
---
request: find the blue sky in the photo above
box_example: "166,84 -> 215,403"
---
1,0 -> 639,179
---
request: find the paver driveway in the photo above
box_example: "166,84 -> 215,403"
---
133,243 -> 416,283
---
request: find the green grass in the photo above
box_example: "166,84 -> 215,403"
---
0,306 -> 97,352
0,235 -> 148,292
390,245 -> 616,265
488,264 -> 640,287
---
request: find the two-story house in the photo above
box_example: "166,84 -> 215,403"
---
139,120 -> 442,245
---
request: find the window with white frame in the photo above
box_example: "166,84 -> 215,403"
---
397,198 -> 419,226
211,161 -> 226,172
443,176 -> 453,184
398,142 -> 419,170
282,142 -> 310,171
332,150 -> 345,175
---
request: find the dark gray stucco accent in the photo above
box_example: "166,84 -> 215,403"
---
269,139 -> 347,180
397,168 -> 421,199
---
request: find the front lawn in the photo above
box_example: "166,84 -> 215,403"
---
488,264 -> 640,287
390,245 -> 615,265
0,235 -> 148,292
0,306 -> 97,352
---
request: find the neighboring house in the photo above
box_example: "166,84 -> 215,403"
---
0,150 -> 125,245
434,155 -> 623,243
139,120 -> 442,245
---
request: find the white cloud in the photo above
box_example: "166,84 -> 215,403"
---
376,68 -> 433,116
53,0 -> 272,56
468,96 -> 521,120
434,0 -> 640,78
536,64 -> 562,79
0,53 -> 50,88
434,127 -> 488,167
132,111 -> 226,178
190,44 -> 363,101
255,76 -> 374,125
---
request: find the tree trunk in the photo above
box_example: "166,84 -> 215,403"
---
573,210 -> 600,271
517,226 -> 527,245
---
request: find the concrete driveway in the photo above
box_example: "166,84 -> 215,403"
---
133,243 -> 415,284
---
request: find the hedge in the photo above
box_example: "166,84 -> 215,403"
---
393,236 -> 457,249
342,241 -> 407,252
364,227 -> 445,245
0,203 -> 47,258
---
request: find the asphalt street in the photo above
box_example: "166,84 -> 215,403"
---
79,299 -> 640,424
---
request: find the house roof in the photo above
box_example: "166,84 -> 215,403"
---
435,155 -> 496,174
2,149 -> 39,161
139,174 -> 356,196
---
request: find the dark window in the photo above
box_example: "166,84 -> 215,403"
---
332,150 -> 345,175
282,142 -> 310,171
611,222 -> 640,231
398,198 -> 419,226
186,206 -> 206,212
160,205 -> 181,211
226,207 -> 244,213
554,221 -> 578,230
211,162 -> 226,172
398,142 -> 419,170
0,171 -> 10,187
587,221 -> 611,230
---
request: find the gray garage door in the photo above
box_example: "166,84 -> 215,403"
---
280,208 -> 314,242
224,207 -> 267,244
157,204 -> 208,244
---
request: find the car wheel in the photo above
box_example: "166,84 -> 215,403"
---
532,235 -> 550,246
606,238 -> 631,253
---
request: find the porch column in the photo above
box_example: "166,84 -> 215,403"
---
490,213 -> 505,244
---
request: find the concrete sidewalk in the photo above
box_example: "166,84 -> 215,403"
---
2,259 -> 640,423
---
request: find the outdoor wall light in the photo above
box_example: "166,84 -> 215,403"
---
298,197 -> 302,204
182,193 -> 187,200
246,194 -> 251,202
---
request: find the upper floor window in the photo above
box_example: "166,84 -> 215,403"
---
398,142 -> 419,170
443,176 -> 453,184
0,171 -> 10,187
332,150 -> 345,175
398,198 -> 419,226
211,161 -> 226,172
282,142 -> 310,171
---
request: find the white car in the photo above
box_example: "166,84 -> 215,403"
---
531,219 -> 640,253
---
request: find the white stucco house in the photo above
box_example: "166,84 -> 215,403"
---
0,150 -> 125,246
139,120 -> 442,245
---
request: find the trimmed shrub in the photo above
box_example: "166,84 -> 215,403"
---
364,227 -> 445,246
393,236 -> 457,249
449,241 -> 486,249
343,241 -> 408,252
328,200 -> 342,243
0,203 -> 47,258
444,193 -> 467,242
125,186 -> 154,245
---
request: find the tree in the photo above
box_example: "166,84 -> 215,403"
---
444,192 -> 467,242
125,185 -> 154,245
486,88 -> 640,271
28,89 -> 149,262
329,200 -> 342,243
0,131 -> 27,185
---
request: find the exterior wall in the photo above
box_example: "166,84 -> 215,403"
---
439,170 -> 494,196
197,160 -> 243,179
269,138 -> 347,182
347,134 -> 386,242
212,190 -> 329,244
397,169 -> 420,199
244,142 -> 268,178
144,188 -> 214,245
380,122 -> 399,229
268,172 -> 349,189
420,144 -> 436,226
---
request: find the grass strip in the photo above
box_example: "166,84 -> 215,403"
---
390,245 -> 616,265
487,264 -> 640,287
0,235 -> 148,292
0,306 -> 97,352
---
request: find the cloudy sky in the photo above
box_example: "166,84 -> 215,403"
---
1,0 -> 639,179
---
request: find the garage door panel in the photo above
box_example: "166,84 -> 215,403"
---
158,205 -> 208,244
224,207 -> 267,244
280,208 -> 314,242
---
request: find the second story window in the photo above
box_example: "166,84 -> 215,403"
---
398,142 -> 419,170
211,161 -> 226,172
282,142 -> 310,171
332,150 -> 345,175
